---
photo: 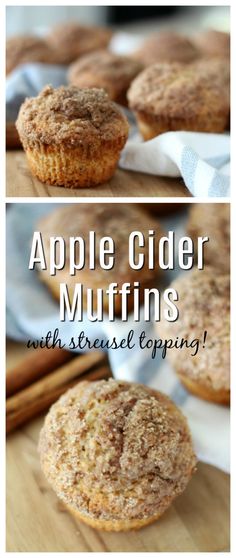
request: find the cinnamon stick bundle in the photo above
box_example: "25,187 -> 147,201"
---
6,347 -> 75,397
6,350 -> 111,434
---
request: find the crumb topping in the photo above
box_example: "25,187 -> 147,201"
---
38,203 -> 162,288
6,35 -> 56,74
128,60 -> 229,120
133,31 -> 199,66
68,50 -> 143,89
39,379 -> 196,520
16,85 -> 129,146
187,203 -> 230,273
159,268 -> 230,391
194,30 -> 230,58
47,23 -> 112,63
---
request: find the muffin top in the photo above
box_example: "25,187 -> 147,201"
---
6,35 -> 57,75
16,85 -> 129,147
68,50 -> 144,102
37,203 -> 162,289
128,60 -> 229,119
187,203 -> 230,273
194,29 -> 230,58
39,379 -> 196,520
159,268 -> 230,392
47,22 -> 112,64
133,31 -> 199,66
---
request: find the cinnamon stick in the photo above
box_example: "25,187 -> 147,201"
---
6,347 -> 75,397
6,351 -> 110,434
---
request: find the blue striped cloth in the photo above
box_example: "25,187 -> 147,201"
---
6,205 -> 230,473
6,64 -> 230,197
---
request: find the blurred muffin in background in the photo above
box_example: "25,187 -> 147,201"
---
6,35 -> 58,75
187,203 -> 230,273
37,203 -> 164,315
47,22 -> 113,65
132,31 -> 200,66
128,59 -> 230,140
158,268 -> 230,405
193,29 -> 230,59
68,50 -> 144,106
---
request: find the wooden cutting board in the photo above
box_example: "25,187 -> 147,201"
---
6,151 -> 190,198
6,340 -> 230,552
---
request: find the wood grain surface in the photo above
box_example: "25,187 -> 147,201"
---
6,151 -> 190,198
6,340 -> 230,552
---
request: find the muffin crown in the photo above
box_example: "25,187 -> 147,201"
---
68,50 -> 143,82
128,60 -> 229,119
160,268 -> 230,392
38,203 -> 163,286
39,379 -> 196,520
16,85 -> 129,146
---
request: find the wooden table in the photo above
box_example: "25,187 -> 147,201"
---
6,340 -> 230,552
6,151 -> 190,198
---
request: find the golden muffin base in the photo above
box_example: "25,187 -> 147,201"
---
177,372 -> 230,406
23,143 -> 122,188
135,112 -> 229,140
66,502 -> 171,531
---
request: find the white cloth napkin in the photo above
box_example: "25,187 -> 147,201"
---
6,204 -> 230,473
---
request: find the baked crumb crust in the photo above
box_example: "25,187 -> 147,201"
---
128,59 -> 229,122
158,268 -> 230,396
37,203 -> 163,298
16,85 -> 129,149
68,50 -> 143,104
6,35 -> 57,75
128,59 -> 229,137
194,30 -> 230,58
47,22 -> 112,64
132,31 -> 200,66
187,203 -> 230,274
39,379 -> 196,527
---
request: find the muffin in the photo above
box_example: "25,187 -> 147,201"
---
6,35 -> 57,75
158,268 -> 230,405
37,203 -> 163,315
47,22 -> 112,65
16,85 -> 129,188
39,379 -> 196,531
193,29 -> 230,59
68,50 -> 144,106
132,31 -> 200,66
187,203 -> 230,273
128,60 -> 230,139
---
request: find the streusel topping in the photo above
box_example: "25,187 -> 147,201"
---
38,203 -> 163,287
128,60 -> 229,119
16,85 -> 129,146
68,50 -> 143,84
39,379 -> 196,520
159,268 -> 230,391
133,31 -> 199,66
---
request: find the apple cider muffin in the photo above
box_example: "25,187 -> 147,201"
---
68,50 -> 144,106
158,268 -> 230,405
132,31 -> 199,66
6,35 -> 57,75
128,59 -> 230,139
193,29 -> 230,59
37,203 -> 163,315
16,85 -> 129,187
187,203 -> 230,273
39,379 -> 196,531
47,22 -> 113,65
